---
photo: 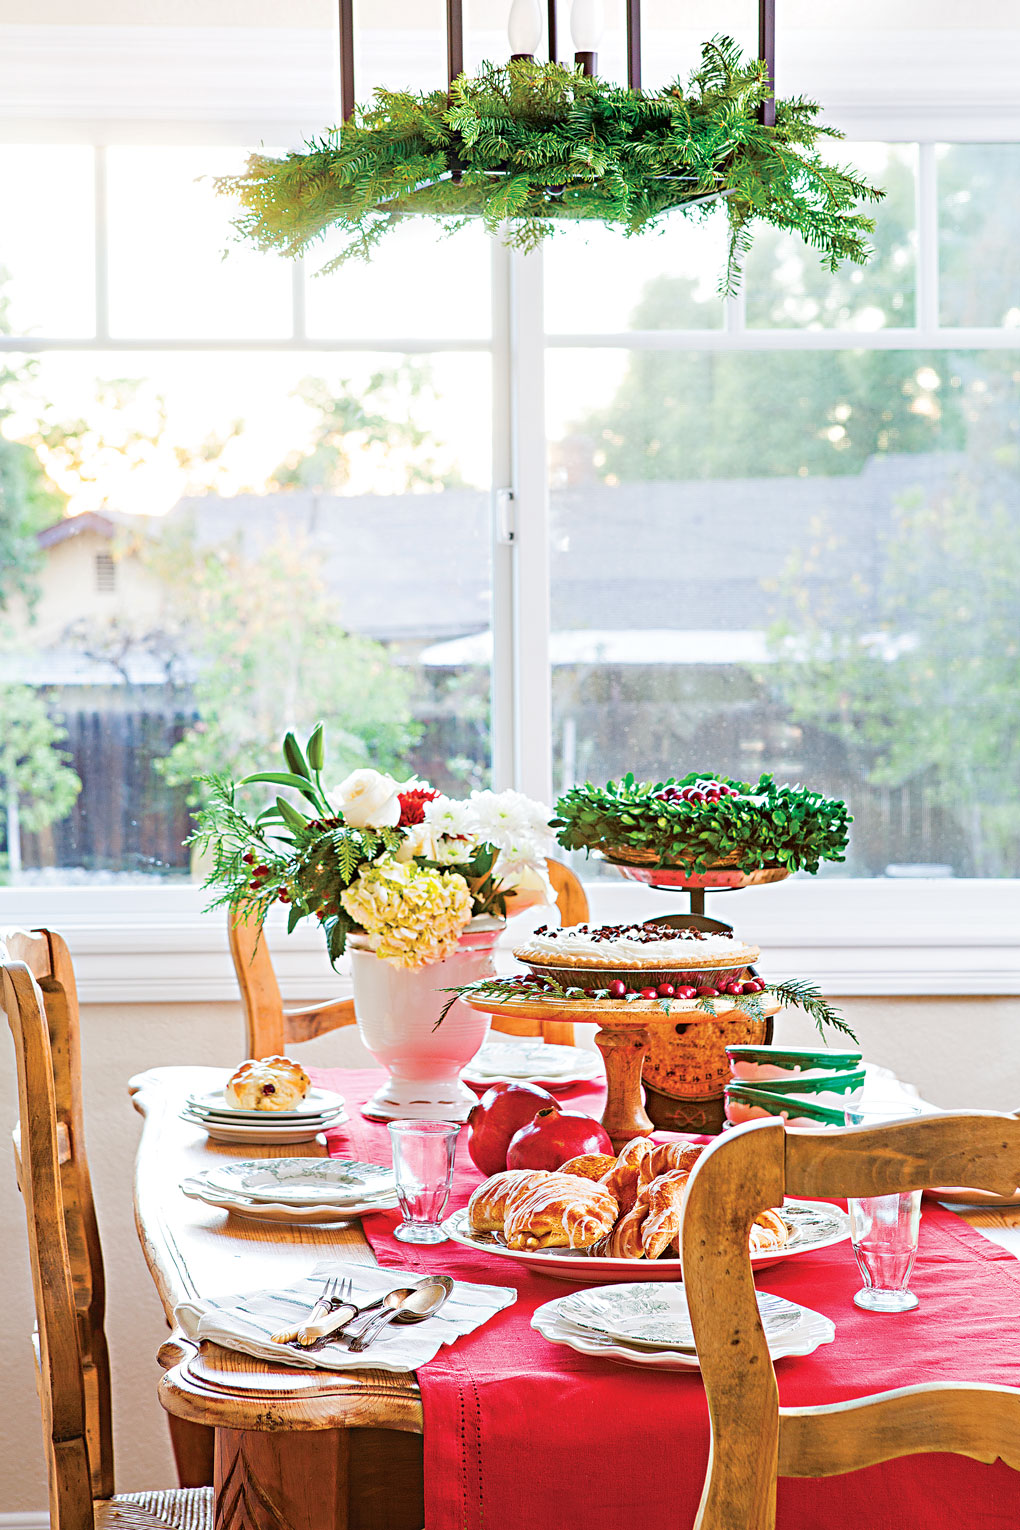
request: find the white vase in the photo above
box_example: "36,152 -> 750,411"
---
349,917 -> 502,1122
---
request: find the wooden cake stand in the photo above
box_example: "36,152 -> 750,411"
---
462,993 -> 780,1152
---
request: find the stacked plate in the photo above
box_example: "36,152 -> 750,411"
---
462,1039 -> 603,1091
181,1157 -> 399,1224
181,1085 -> 349,1144
532,1282 -> 835,1371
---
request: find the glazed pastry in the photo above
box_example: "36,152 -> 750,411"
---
638,1169 -> 694,1260
559,1152 -> 617,1182
600,1137 -> 654,1215
749,1208 -> 789,1254
503,1172 -> 618,1250
638,1140 -> 705,1189
224,1056 -> 310,1111
592,1202 -> 647,1259
467,1170 -> 538,1234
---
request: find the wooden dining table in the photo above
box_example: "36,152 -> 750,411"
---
131,1064 -> 1020,1530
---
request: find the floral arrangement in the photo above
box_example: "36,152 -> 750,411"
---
217,38 -> 883,296
192,725 -> 555,967
553,772 -> 851,875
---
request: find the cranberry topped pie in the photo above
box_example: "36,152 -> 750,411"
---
513,922 -> 758,990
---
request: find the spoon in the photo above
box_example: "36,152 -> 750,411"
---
347,1276 -> 454,1353
292,1284 -> 417,1348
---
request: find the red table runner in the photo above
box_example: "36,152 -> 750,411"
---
317,1066 -> 1020,1530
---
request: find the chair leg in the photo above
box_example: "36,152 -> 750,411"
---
168,1415 -> 215,1488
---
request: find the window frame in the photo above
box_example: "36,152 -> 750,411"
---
2,130 -> 1019,996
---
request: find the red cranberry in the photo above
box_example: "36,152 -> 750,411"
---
705,791 -> 721,803
242,851 -> 255,864
740,980 -> 758,995
639,987 -> 658,999
696,986 -> 720,998
688,790 -> 706,804
657,983 -> 675,997
721,981 -> 743,995
608,980 -> 627,999
675,985 -> 698,999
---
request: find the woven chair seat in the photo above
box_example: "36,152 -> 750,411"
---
95,1487 -> 214,1530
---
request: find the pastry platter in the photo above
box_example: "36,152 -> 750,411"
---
441,1197 -> 850,1283
531,1283 -> 834,1370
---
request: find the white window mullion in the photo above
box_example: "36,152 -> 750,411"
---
508,243 -> 552,803
93,143 -> 110,341
916,141 -> 940,331
489,236 -> 516,790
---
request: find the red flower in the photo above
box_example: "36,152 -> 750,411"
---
397,787 -> 440,826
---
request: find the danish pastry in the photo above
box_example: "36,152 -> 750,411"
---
749,1208 -> 790,1254
559,1153 -> 617,1182
467,1170 -> 538,1234
225,1056 -> 310,1111
600,1137 -> 654,1215
502,1172 -> 618,1250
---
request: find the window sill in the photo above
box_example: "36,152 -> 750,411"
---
0,879 -> 1016,1003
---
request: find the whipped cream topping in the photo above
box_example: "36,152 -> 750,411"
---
520,923 -> 753,964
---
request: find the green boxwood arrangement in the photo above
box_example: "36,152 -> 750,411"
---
553,772 -> 851,875
218,37 -> 883,295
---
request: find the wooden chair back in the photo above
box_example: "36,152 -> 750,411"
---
231,858 -> 590,1056
2,928 -> 115,1530
680,1112 -> 1020,1530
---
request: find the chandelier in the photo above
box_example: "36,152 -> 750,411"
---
220,2 -> 882,293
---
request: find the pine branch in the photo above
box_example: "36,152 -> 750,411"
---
765,979 -> 858,1042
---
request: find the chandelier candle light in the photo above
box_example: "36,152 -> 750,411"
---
218,1 -> 883,294
193,726 -> 557,1120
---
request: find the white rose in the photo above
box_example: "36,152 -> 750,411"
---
394,820 -> 439,862
333,768 -> 402,829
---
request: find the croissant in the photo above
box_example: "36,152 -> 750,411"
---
503,1172 -> 618,1251
638,1140 -> 705,1189
600,1137 -> 654,1215
639,1169 -> 694,1260
225,1056 -> 310,1111
749,1208 -> 789,1254
467,1170 -> 538,1234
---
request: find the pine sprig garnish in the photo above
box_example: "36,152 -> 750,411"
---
765,979 -> 858,1042
218,38 -> 883,295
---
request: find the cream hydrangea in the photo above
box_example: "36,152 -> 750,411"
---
340,855 -> 473,968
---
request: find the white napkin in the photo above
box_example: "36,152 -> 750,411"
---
174,1259 -> 516,1373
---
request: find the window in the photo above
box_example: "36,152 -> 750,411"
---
1,11 -> 1018,911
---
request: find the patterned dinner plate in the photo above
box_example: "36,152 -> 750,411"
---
201,1158 -> 396,1205
442,1198 -> 850,1283
179,1107 -> 348,1145
532,1287 -> 834,1370
557,1282 -> 802,1348
180,1175 -> 398,1224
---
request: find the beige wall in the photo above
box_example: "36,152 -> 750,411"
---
7,530 -> 162,651
2,994 -> 1018,1513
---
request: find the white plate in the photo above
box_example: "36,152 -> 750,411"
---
200,1158 -> 395,1205
557,1282 -> 800,1349
180,1176 -> 398,1224
463,1041 -> 604,1090
532,1289 -> 834,1370
180,1108 -> 348,1145
442,1198 -> 850,1283
187,1086 -> 346,1122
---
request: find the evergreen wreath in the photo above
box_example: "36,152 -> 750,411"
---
218,37 -> 883,294
553,772 -> 851,875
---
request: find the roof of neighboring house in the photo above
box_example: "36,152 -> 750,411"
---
36,511 -> 120,549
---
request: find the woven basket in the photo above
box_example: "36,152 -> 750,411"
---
603,844 -> 745,870
642,1006 -> 772,1134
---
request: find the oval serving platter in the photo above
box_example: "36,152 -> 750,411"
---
441,1197 -> 849,1283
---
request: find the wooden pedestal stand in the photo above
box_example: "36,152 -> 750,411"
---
463,993 -> 779,1152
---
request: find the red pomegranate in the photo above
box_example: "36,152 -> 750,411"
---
466,1081 -> 560,1176
506,1107 -> 613,1171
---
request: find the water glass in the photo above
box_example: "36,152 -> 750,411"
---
387,1119 -> 460,1244
844,1098 -> 924,1313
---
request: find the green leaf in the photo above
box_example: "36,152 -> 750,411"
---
275,795 -> 309,832
241,771 -> 323,808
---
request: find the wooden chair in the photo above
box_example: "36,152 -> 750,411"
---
680,1112 -> 1020,1530
1,929 -> 214,1530
230,857 -> 589,1056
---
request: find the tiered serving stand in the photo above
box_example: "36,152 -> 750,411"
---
467,849 -> 792,1146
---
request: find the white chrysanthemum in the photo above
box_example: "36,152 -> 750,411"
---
424,794 -> 479,840
469,789 -> 554,851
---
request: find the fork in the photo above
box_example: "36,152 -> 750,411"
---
270,1275 -> 353,1345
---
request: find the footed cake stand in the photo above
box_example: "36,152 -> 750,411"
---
462,991 -> 779,1152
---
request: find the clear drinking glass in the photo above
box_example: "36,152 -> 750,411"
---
387,1119 -> 460,1244
844,1099 -> 924,1313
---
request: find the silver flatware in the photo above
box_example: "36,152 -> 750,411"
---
290,1284 -> 417,1351
270,1275 -> 353,1345
347,1276 -> 453,1354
